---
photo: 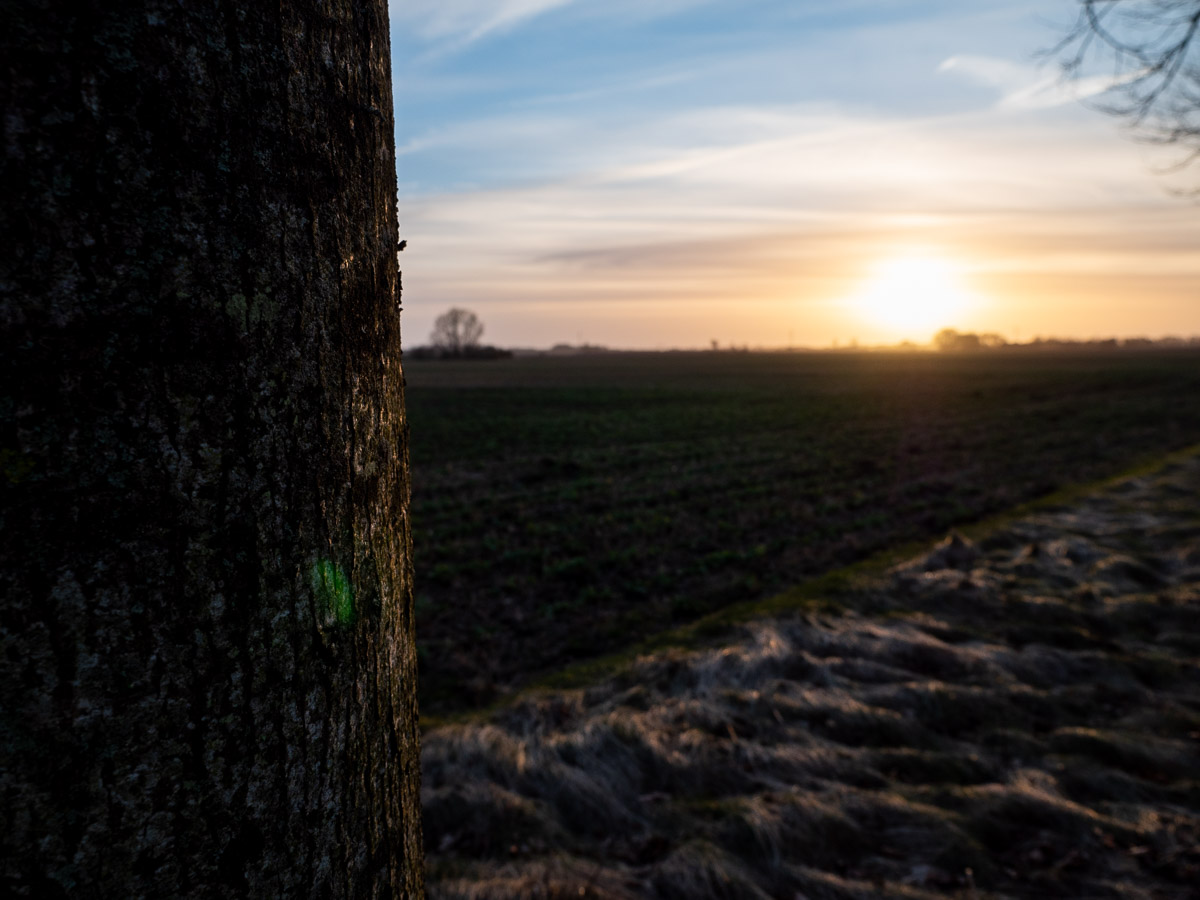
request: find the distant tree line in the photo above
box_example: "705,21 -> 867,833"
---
934,328 -> 1200,352
548,343 -> 610,355
406,344 -> 513,360
934,329 -> 1008,352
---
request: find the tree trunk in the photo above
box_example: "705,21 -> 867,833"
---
1,2 -> 423,896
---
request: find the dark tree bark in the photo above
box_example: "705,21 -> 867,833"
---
1,2 -> 423,897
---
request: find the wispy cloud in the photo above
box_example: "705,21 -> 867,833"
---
390,2 -> 1200,348
512,70 -> 698,109
391,0 -> 577,50
396,94 -> 1200,348
939,54 -> 1136,111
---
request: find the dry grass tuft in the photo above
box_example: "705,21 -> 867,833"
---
649,841 -> 771,900
426,455 -> 1200,898
430,856 -> 641,900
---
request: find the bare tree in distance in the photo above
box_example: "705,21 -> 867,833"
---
430,307 -> 485,356
1054,1 -> 1200,187
935,328 -> 982,352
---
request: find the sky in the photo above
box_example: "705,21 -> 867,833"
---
389,0 -> 1200,350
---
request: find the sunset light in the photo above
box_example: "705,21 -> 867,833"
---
849,254 -> 982,339
391,1 -> 1200,348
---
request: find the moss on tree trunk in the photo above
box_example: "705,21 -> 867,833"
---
0,1 -> 423,895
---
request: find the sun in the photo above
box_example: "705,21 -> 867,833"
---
849,253 -> 979,338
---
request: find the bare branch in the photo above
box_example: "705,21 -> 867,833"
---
1053,1 -> 1200,191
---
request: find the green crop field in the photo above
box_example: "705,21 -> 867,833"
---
405,349 -> 1200,713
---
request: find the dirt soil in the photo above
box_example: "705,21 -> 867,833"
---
409,351 -> 1200,715
422,452 -> 1200,898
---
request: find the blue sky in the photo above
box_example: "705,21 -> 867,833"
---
389,0 -> 1200,349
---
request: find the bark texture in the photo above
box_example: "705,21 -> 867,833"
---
1,2 -> 423,896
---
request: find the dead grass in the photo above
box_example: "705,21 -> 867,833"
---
424,453 -> 1200,898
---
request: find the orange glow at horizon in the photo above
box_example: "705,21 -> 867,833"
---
847,252 -> 984,340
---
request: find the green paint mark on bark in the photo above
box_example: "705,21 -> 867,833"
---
312,559 -> 354,625
226,293 -> 248,331
0,448 -> 35,484
248,291 -> 277,328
